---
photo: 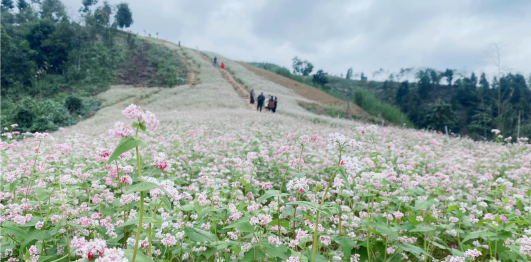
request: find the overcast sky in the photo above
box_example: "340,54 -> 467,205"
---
64,0 -> 531,80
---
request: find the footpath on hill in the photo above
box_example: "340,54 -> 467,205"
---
195,51 -> 256,110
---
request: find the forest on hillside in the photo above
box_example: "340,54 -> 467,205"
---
252,56 -> 531,141
1,0 -> 187,134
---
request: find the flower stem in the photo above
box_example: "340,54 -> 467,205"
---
311,151 -> 341,262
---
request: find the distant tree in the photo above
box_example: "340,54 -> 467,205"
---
396,81 -> 409,108
292,56 -> 302,75
479,73 -> 489,90
17,0 -> 28,10
94,1 -> 112,26
312,70 -> 328,87
443,69 -> 453,87
429,69 -> 441,85
345,68 -> 353,115
425,99 -> 458,132
301,61 -> 313,76
1,0 -> 14,10
292,56 -> 313,76
417,74 -> 431,98
41,0 -> 67,22
80,0 -> 97,12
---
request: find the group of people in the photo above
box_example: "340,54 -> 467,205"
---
250,90 -> 277,113
213,56 -> 225,69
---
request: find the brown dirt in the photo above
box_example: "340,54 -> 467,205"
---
238,62 -> 368,118
196,51 -> 255,110
115,42 -> 158,87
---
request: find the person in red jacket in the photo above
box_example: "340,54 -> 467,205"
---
221,62 -> 225,69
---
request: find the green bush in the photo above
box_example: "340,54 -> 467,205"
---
353,89 -> 413,127
14,109 -> 35,129
65,96 -> 83,113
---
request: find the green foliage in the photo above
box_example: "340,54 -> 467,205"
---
64,96 -> 82,113
312,69 -> 329,87
114,3 -> 133,29
292,56 -> 313,76
353,89 -> 413,127
0,0 -> 135,133
146,44 -> 187,87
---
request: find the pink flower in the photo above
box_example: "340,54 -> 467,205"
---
142,111 -> 159,130
393,211 -> 404,220
122,104 -> 142,119
161,233 -> 177,246
120,175 -> 132,185
35,221 -> 44,230
464,249 -> 481,260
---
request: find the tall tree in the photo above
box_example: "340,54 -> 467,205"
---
443,69 -> 453,87
396,81 -> 409,109
17,0 -> 28,10
41,0 -> 66,22
1,0 -> 14,10
114,2 -> 132,28
312,70 -> 328,87
345,68 -> 353,116
80,0 -> 97,13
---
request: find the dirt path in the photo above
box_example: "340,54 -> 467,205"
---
179,47 -> 198,87
195,51 -> 255,110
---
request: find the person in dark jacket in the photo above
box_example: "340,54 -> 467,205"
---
257,92 -> 265,112
250,90 -> 255,104
272,97 -> 278,113
213,57 -> 217,66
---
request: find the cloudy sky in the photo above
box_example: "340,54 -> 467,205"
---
64,0 -> 531,80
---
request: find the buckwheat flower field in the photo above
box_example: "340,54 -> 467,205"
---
3,102 -> 531,262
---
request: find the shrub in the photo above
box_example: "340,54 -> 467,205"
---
14,109 -> 35,129
65,96 -> 83,113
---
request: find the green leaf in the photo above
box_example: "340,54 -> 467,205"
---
409,227 -> 435,233
179,204 -> 194,212
139,122 -> 147,132
286,201 -> 319,210
374,222 -> 398,240
264,244 -> 289,259
333,236 -> 354,258
401,243 -> 431,257
123,249 -> 154,262
34,188 -> 52,201
0,223 -> 28,238
107,137 -> 145,164
124,182 -> 169,195
184,227 -> 216,243
118,217 -> 161,228
413,198 -> 435,211
223,217 -> 254,233
450,249 -> 464,257
462,231 -> 497,243
257,190 -> 290,203
242,248 -> 264,262
20,229 -> 52,253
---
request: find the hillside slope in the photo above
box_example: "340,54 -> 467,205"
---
238,62 -> 369,119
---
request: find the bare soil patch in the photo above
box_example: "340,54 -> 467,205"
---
115,42 -> 158,87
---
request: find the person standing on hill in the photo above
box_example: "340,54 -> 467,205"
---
250,89 -> 255,104
268,96 -> 275,112
213,57 -> 217,66
221,62 -> 225,69
257,92 -> 265,112
273,97 -> 278,113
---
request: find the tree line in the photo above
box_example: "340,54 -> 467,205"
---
1,0 -> 133,133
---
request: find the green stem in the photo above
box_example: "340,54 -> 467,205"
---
132,125 -> 144,262
132,192 -> 145,262
311,151 -> 341,262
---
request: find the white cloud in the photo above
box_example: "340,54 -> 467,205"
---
62,0 -> 531,79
